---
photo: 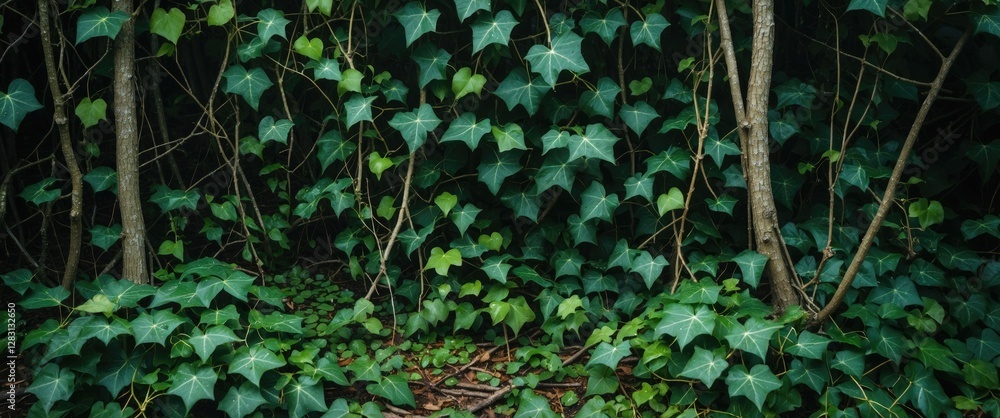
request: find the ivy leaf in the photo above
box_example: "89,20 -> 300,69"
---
631,250 -> 668,289
962,215 -> 1000,240
75,97 -> 108,128
441,113 -> 491,149
344,94 -> 376,128
623,173 -> 654,201
316,130 -> 356,173
656,187 -> 684,216
187,325 -> 240,362
471,11 -> 519,53
76,7 -> 130,44
619,101 -> 659,135
724,317 -> 781,361
541,129 -> 570,154
966,140 -> 1000,180
580,181 -> 620,223
630,13 -> 669,51
773,80 -> 817,108
222,66 -> 273,110
256,9 -> 290,42
705,135 -> 741,167
707,194 -> 738,216
388,103 -> 442,152
26,364 -> 74,414
478,146 -> 522,195
434,192 -> 458,216
679,346 -> 728,387
208,0 -> 235,26
258,116 -> 293,145
585,365 -> 620,396
455,0 -> 490,21
89,224 -> 122,251
536,149 -> 582,192
219,382 -> 267,418
495,68 -> 551,115
293,35 -> 324,61
725,365 -> 782,412
654,303 -> 716,349
453,67 -> 487,100
786,330 -> 831,360
150,8 -> 185,44
975,8 -> 1000,38
381,79 -> 409,103
0,79 -> 43,131
83,166 -> 117,193
426,247 -> 462,276
525,32 -> 590,87
286,376 -> 327,417
451,203 -> 481,235
19,178 -> 61,205
167,363 -> 218,414
645,147 -> 691,179
368,374 -> 416,407
847,0 -> 888,16
492,123 -> 527,152
580,77 -> 620,119
482,255 -> 512,283
394,2 -> 441,46
305,0 -> 332,15
915,338 -> 960,373
587,340 -> 632,370
515,389 -> 559,418
131,309 -> 187,345
338,68 -> 364,96
868,326 -> 904,364
569,123 -> 620,164
411,43 -> 451,89
229,345 -> 286,386
580,9 -> 626,45
732,250 -> 768,289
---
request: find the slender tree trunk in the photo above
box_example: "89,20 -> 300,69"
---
38,0 -> 83,290
113,0 -> 148,284
718,0 -> 799,311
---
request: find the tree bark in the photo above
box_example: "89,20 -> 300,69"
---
38,0 -> 83,290
717,0 -> 799,311
113,0 -> 148,284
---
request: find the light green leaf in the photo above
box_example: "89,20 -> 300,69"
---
908,198 -> 944,229
656,187 -> 684,216
338,68 -> 364,96
580,9 -> 626,45
222,66 -> 273,110
495,68 -> 550,115
492,123 -> 527,152
630,13 -> 669,51
150,7 -> 185,44
389,103 -> 442,152
471,10 -> 519,53
208,0 -> 235,26
76,293 -> 116,315
680,346 -> 728,387
293,35 -> 324,61
229,345 -> 286,386
505,296 -> 536,336
75,97 -> 107,128
394,2 -> 441,46
305,0 -> 333,15
434,192 -> 458,216
0,79 -> 43,131
725,365 -> 782,412
525,31 -> 589,86
368,374 -> 416,407
167,363 -> 218,414
452,67 -> 487,100
426,247 -> 462,276
256,9 -> 290,42
440,113 -> 491,149
654,303 -> 716,349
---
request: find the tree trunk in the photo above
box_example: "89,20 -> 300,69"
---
113,0 -> 148,284
718,0 -> 799,311
38,0 -> 83,290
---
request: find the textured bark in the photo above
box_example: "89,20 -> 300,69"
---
38,0 -> 83,290
113,0 -> 148,284
718,0 -> 799,311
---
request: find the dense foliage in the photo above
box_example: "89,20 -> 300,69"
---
2,0 -> 1000,416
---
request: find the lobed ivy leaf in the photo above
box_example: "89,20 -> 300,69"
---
654,303 -> 716,349
585,365 -> 619,396
222,66 -> 273,110
20,286 -> 70,309
250,310 -> 303,334
316,131 -> 356,174
478,146 -> 522,195
471,10 -> 519,53
525,32 -> 590,87
724,317 -> 781,361
455,0 -> 489,22
286,376 -> 328,417
426,247 -> 462,276
0,79 -> 43,132
258,116 -> 293,145
26,364 -> 74,414
167,363 -> 218,414
725,365 -> 782,412
579,181 -> 619,223
219,382 -> 267,418
453,67 -> 487,100
492,123 -> 527,152
587,340 -> 632,370
645,147 -> 691,179
629,13 -> 669,51
84,166 -> 117,193
867,326 -> 904,364
623,172 -> 654,201
631,250 -> 668,289
229,345 -> 286,386
966,140 -> 1000,181
580,9 -> 626,45
450,203 -> 482,236
515,389 -> 559,418
495,68 -> 550,115
389,103 -> 442,152
131,310 -> 187,346
256,9 -> 290,42
975,8 -> 1000,38
569,123 -> 620,164
440,113 -> 491,149
343,94 -> 376,128
482,255 -> 512,283
150,8 -> 185,44
847,0 -> 888,16
187,325 -> 240,362
394,2 -> 441,46
731,250 -> 768,289
679,346 -> 728,387
619,101 -> 659,135
579,77 -> 620,119
368,374 -> 416,407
